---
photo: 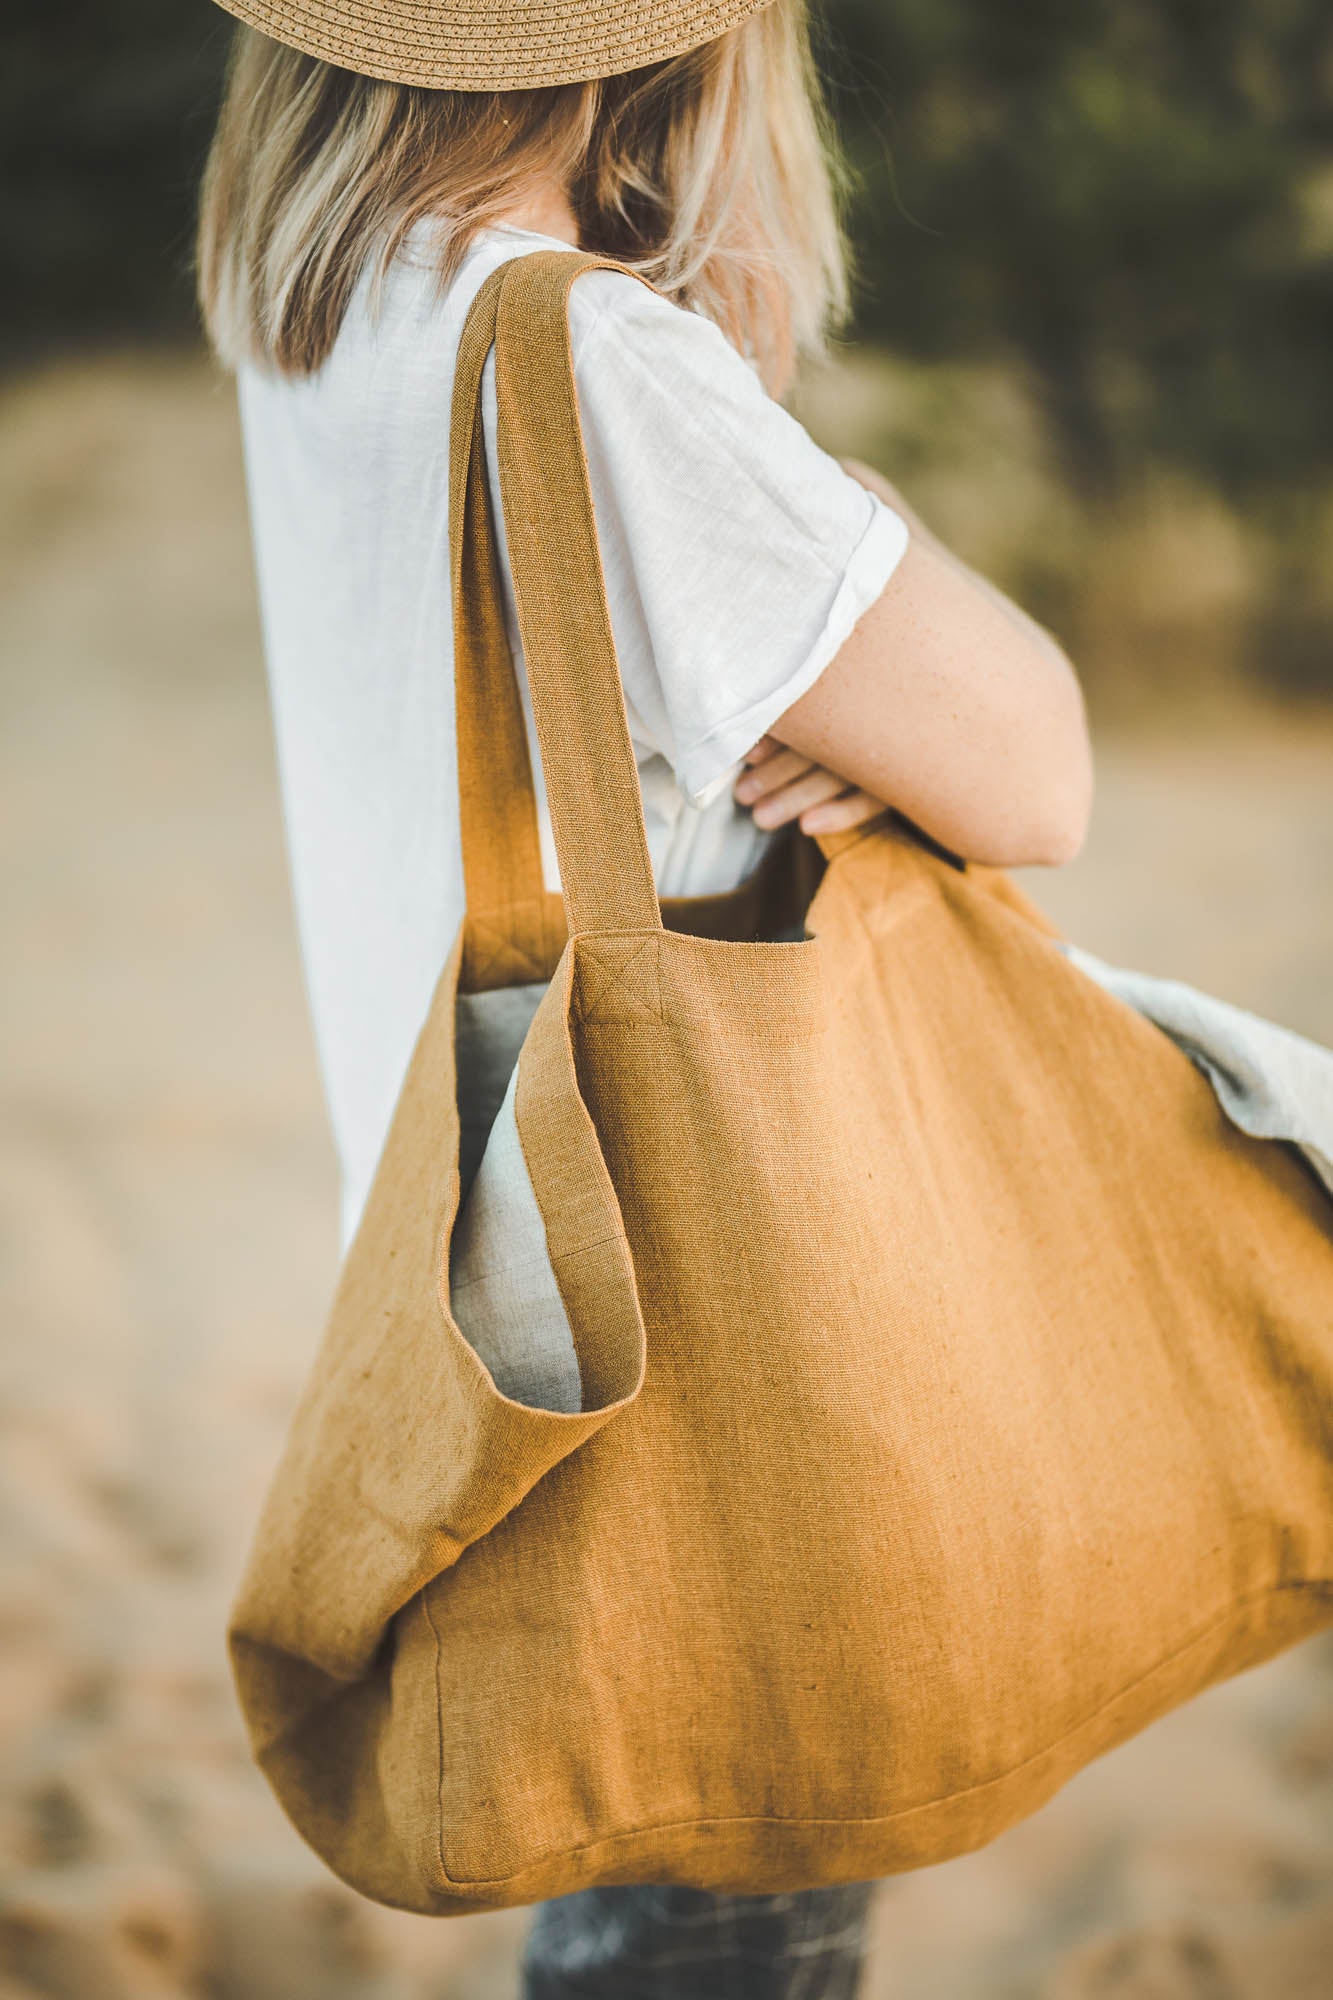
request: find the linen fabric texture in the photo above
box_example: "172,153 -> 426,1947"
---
238,223 -> 907,1250
229,251 -> 1333,1918
1063,946 -> 1333,1196
449,946 -> 1333,1432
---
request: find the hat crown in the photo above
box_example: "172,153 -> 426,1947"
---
211,0 -> 776,91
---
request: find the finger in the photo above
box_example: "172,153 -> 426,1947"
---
800,790 -> 889,834
751,767 -> 848,830
733,746 -> 817,804
742,735 -> 782,766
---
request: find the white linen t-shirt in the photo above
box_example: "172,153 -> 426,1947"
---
237,224 -> 909,1246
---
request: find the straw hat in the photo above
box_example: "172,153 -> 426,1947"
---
211,1 -> 777,91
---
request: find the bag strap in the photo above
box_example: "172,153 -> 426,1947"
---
450,250 -> 663,949
449,264 -> 556,978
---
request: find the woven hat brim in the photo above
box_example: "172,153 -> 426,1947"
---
210,0 -> 776,91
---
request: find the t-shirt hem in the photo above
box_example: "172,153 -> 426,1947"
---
674,497 -> 911,809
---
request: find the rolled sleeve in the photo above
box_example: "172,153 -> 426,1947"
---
674,494 -> 909,807
568,276 -> 911,812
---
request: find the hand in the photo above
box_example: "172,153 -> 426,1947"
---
732,737 -> 891,836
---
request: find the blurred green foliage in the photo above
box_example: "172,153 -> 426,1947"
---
0,4 -> 232,357
2,3 -> 1329,690
822,0 -> 1333,502
6,5 -> 1330,489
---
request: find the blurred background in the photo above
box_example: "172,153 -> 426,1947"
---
1,3 -> 1330,1996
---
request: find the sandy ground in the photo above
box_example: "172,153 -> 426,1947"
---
1,351 -> 1330,1999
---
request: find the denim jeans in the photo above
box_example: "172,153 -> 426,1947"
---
522,1882 -> 876,1999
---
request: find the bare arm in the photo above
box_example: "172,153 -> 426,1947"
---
748,460 -> 1093,869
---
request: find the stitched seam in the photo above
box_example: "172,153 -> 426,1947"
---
576,937 -> 661,1022
585,939 -> 660,1015
432,1579 -> 1333,1890
469,919 -> 549,985
423,1589 -> 450,1891
474,946 -> 548,985
454,1227 -> 630,1287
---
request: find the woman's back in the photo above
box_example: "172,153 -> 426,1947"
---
239,221 -> 906,1241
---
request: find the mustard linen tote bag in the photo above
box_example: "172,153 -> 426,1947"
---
230,251 -> 1333,1916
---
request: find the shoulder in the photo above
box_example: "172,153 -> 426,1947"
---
564,265 -> 761,397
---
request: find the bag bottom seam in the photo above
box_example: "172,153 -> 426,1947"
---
429,1577 -> 1333,1892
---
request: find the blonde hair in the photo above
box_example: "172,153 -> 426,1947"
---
197,0 -> 850,392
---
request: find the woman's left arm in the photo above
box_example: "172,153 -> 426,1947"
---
737,459 -> 1093,870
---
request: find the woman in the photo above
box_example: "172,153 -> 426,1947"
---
199,2 -> 1093,1992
